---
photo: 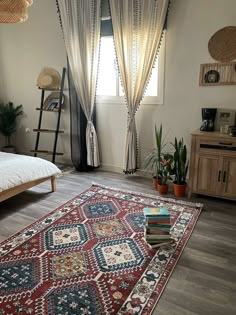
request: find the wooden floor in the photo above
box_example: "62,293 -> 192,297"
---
0,170 -> 235,315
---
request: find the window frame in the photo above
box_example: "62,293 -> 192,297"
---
96,31 -> 166,106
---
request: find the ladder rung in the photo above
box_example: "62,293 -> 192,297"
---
38,87 -> 61,91
33,129 -> 64,133
36,108 -> 64,112
30,150 -> 64,155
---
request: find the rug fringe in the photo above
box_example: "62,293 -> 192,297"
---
91,182 -> 204,209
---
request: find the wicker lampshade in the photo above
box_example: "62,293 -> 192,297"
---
0,0 -> 33,23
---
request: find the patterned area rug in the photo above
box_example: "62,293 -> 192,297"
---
0,184 -> 203,315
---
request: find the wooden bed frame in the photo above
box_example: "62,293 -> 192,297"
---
0,176 -> 56,202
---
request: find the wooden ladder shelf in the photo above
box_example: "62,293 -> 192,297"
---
31,67 -> 66,163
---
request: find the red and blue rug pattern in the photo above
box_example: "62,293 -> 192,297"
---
0,184 -> 203,315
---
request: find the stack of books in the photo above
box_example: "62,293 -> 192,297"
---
143,207 -> 172,248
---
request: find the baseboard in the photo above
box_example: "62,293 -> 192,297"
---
99,164 -> 123,174
136,169 -> 152,178
100,163 -> 152,178
99,165 -> 190,183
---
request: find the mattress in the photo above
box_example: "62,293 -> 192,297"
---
0,152 -> 61,192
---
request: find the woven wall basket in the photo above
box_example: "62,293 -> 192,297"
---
0,0 -> 33,23
208,26 -> 236,62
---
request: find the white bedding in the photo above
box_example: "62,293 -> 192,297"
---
0,152 -> 61,192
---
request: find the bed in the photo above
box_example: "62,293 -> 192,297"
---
0,152 -> 61,202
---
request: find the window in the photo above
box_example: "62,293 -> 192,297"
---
96,32 -> 165,105
97,37 -> 117,96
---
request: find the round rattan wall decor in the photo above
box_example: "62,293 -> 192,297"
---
208,26 -> 236,62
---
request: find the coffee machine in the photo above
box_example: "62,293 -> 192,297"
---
200,108 -> 217,132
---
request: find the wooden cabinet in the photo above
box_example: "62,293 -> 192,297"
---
221,157 -> 236,199
188,130 -> 236,201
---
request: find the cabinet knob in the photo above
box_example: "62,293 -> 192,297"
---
218,171 -> 221,182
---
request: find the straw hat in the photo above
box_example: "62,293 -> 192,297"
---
37,67 -> 61,90
0,0 -> 33,24
208,26 -> 236,62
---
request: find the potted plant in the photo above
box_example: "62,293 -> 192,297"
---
157,153 -> 173,194
172,137 -> 189,197
0,102 -> 23,153
143,124 -> 167,188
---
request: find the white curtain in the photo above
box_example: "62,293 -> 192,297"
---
57,0 -> 100,167
109,0 -> 169,174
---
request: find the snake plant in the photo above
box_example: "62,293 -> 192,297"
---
143,124 -> 168,178
172,137 -> 189,185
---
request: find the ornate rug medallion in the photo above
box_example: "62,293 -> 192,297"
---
46,282 -> 103,315
51,251 -> 87,279
0,184 -> 202,314
0,258 -> 40,295
92,219 -> 125,237
94,238 -> 144,272
82,199 -> 119,218
45,223 -> 88,250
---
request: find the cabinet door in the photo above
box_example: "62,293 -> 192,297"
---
221,157 -> 236,199
194,154 -> 222,196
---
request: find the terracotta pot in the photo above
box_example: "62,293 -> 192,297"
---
153,176 -> 162,189
153,177 -> 158,188
173,182 -> 187,197
157,184 -> 168,195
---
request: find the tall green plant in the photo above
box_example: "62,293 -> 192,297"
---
155,124 -> 163,173
143,124 -> 167,178
172,137 -> 189,185
0,102 -> 23,147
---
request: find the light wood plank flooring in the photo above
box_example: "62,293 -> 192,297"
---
0,170 -> 235,315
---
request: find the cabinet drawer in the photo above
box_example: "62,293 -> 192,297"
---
196,139 -> 236,155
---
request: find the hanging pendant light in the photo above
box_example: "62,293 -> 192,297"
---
0,0 -> 33,24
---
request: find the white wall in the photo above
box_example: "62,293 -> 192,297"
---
0,0 -> 69,162
0,0 -> 236,170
